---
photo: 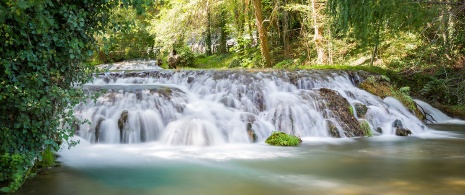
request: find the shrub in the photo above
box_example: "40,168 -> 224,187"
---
265,131 -> 302,146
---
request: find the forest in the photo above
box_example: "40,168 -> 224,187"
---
1,0 -> 465,193
95,0 -> 465,115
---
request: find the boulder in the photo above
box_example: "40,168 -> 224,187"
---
395,128 -> 412,136
319,88 -> 365,137
354,103 -> 368,118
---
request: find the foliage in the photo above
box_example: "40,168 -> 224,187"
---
95,4 -> 157,63
38,147 -> 55,168
0,153 -> 33,193
0,0 -> 147,192
265,131 -> 302,146
175,46 -> 196,68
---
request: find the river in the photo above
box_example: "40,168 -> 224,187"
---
13,65 -> 465,194
14,123 -> 465,195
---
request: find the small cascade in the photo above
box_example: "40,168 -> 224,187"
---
74,69 -> 434,145
414,99 -> 465,124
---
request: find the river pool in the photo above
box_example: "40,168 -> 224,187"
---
14,123 -> 465,195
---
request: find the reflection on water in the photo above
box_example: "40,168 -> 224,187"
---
15,124 -> 465,195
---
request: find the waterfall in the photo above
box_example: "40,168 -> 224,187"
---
74,69 -> 432,145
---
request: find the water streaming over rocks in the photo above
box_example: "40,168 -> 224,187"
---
74,69 -> 431,146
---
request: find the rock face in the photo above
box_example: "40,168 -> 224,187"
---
319,88 -> 366,137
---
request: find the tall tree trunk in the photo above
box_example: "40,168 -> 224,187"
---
311,0 -> 327,64
206,3 -> 212,56
219,6 -> 228,53
252,0 -> 272,68
282,0 -> 290,56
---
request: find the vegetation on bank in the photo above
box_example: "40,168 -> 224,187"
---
0,0 -> 149,192
265,131 -> 302,146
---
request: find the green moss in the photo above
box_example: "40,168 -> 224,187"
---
349,106 -> 354,116
359,120 -> 373,137
265,131 -> 302,146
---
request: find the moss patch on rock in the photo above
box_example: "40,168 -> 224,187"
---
359,76 -> 425,120
359,120 -> 373,137
265,131 -> 302,146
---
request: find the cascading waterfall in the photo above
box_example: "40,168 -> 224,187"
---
74,69 -> 430,146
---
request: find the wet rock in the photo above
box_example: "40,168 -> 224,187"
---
326,120 -> 341,138
395,128 -> 412,136
118,110 -> 129,142
157,87 -> 173,99
359,120 -> 372,137
187,76 -> 194,84
319,88 -> 365,137
135,90 -> 143,100
95,118 -> 105,143
246,123 -> 258,143
376,127 -> 383,134
354,103 -> 368,118
392,119 -> 403,128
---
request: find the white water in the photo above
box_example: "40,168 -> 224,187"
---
74,70 -> 439,145
98,60 -> 163,71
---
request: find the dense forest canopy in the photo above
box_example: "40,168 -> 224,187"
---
96,0 -> 464,69
1,0 -> 464,192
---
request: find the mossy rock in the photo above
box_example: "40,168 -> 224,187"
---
359,76 -> 392,99
359,120 -> 373,137
265,131 -> 302,146
326,120 -> 341,138
319,88 -> 365,137
359,76 -> 425,121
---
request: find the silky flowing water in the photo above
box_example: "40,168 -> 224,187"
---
13,65 -> 465,194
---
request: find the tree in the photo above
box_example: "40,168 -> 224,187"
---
252,0 -> 273,67
327,0 -> 425,65
0,0 -> 147,192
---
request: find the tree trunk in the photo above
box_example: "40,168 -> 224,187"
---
282,0 -> 290,56
219,6 -> 228,53
311,0 -> 327,64
252,0 -> 272,68
206,3 -> 212,56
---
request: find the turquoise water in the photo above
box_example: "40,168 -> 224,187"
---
15,124 -> 465,195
